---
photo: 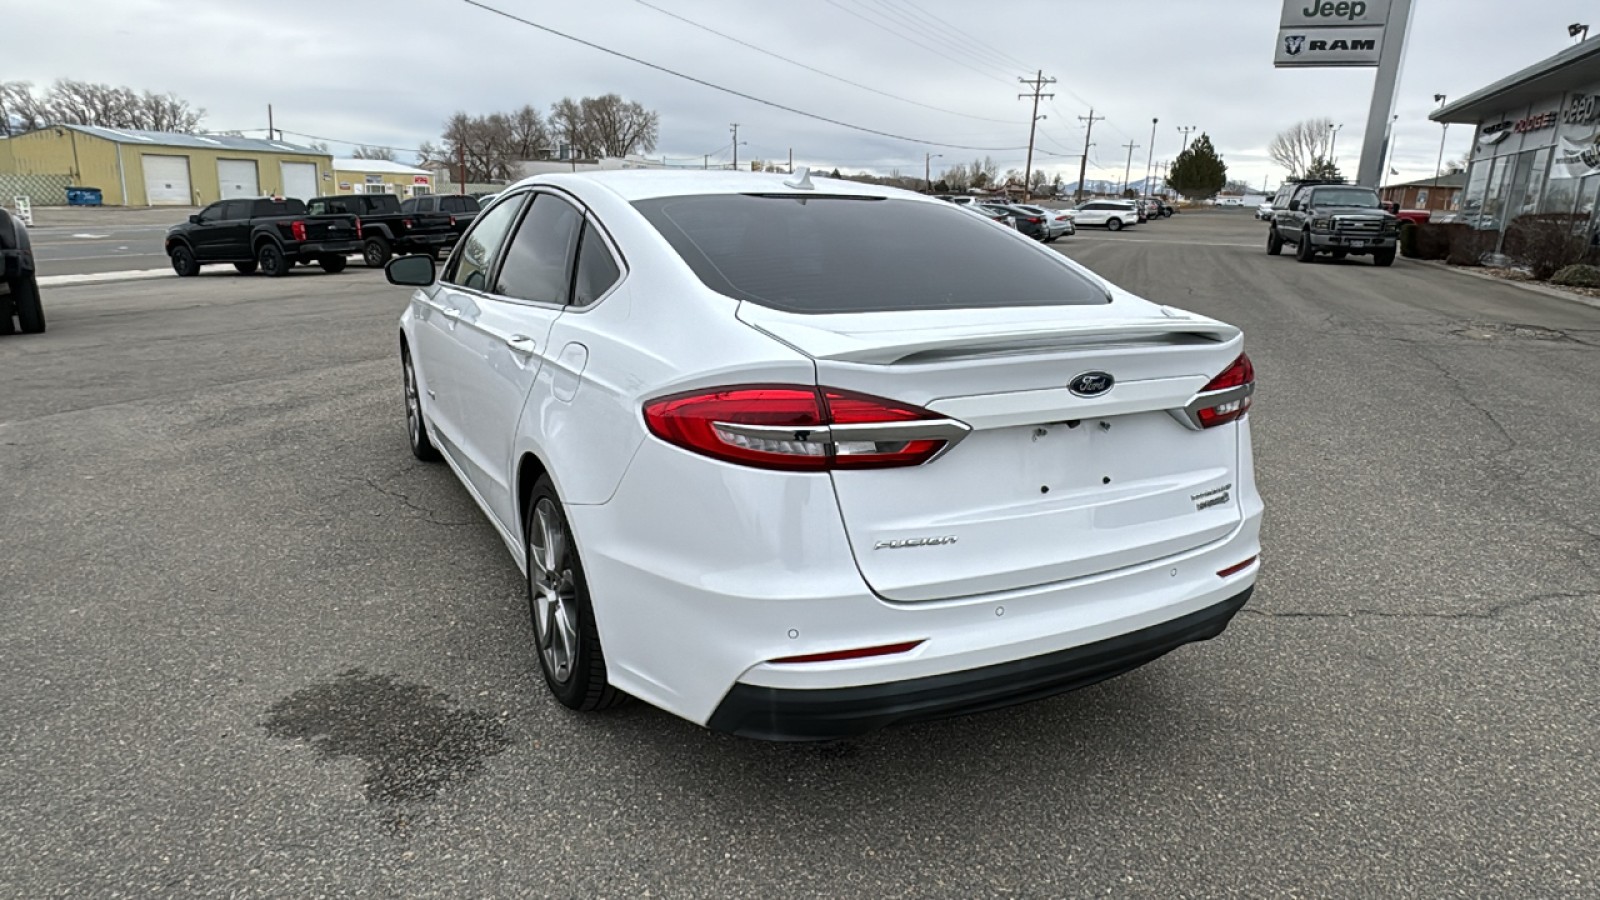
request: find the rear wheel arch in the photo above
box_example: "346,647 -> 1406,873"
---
516,452 -> 553,541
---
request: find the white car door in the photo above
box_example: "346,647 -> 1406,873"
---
419,192 -> 529,462
1074,203 -> 1105,226
448,190 -> 585,534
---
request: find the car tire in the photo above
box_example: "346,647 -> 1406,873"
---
257,242 -> 289,277
525,475 -> 624,712
170,244 -> 200,277
402,346 -> 441,462
318,254 -> 348,274
1267,229 -> 1283,256
1296,231 -> 1315,263
362,236 -> 392,269
1107,217 -> 1123,231
233,261 -> 258,275
1373,248 -> 1396,267
12,275 -> 44,334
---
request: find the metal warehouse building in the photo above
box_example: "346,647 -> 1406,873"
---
0,125 -> 333,206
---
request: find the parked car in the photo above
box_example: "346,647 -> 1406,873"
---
964,203 -> 1015,228
984,203 -> 1048,240
0,206 -> 44,334
1255,202 -> 1275,221
1147,198 -> 1174,218
1013,204 -> 1074,240
307,194 -> 456,267
386,170 -> 1261,740
165,197 -> 361,277
400,193 -> 482,243
1071,200 -> 1139,231
1267,182 -> 1398,266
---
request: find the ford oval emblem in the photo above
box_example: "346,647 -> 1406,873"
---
1068,371 -> 1115,397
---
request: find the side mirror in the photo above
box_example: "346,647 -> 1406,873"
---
386,254 -> 436,287
1288,200 -> 1301,212
189,214 -> 201,224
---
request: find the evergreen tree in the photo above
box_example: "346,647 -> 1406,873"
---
1167,133 -> 1228,201
1304,155 -> 1343,181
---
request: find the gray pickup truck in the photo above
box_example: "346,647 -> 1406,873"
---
0,207 -> 44,334
1267,181 -> 1398,267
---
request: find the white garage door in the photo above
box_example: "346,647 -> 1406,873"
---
280,162 -> 318,201
141,154 -> 192,206
217,159 -> 260,200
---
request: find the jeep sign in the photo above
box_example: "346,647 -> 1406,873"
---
1280,0 -> 1392,28
1274,25 -> 1385,66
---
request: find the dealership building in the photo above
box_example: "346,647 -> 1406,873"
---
0,125 -> 332,206
1433,36 -> 1600,242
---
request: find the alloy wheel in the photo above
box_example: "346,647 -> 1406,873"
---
529,499 -> 580,684
403,354 -> 421,447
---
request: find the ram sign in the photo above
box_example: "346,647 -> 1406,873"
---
1275,0 -> 1390,67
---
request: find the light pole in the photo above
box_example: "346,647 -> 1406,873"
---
1143,117 -> 1158,198
1177,125 -> 1197,153
925,152 -> 942,192
1432,94 -> 1449,206
1329,123 -> 1343,166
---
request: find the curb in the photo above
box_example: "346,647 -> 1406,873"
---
38,269 -> 172,288
1408,258 -> 1600,312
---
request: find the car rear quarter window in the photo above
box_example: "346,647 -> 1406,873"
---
442,194 -> 526,291
633,194 -> 1106,314
573,223 -> 622,307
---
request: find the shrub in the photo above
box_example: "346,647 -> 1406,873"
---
1446,226 -> 1497,267
1398,221 -> 1420,258
1502,213 -> 1590,280
1551,263 -> 1600,287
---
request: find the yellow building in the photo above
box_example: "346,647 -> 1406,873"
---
0,124 -> 334,206
332,158 -> 434,197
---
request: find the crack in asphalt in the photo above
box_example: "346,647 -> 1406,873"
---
360,476 -> 474,527
1409,346 -> 1519,454
1243,590 -> 1600,622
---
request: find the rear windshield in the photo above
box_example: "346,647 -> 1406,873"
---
633,194 -> 1107,313
254,198 -> 306,217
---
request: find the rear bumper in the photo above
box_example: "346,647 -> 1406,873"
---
293,240 -> 361,257
708,587 -> 1251,741
396,233 -> 455,251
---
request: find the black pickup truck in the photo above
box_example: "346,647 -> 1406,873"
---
1,206 -> 45,334
307,194 -> 456,268
400,194 -> 481,245
166,198 -> 360,277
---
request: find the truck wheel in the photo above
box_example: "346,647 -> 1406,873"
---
170,245 -> 200,277
1373,248 -> 1396,267
257,242 -> 289,277
13,275 -> 44,334
1267,229 -> 1283,255
233,261 -> 258,275
362,236 -> 392,268
319,254 -> 348,274
1107,217 -> 1123,231
1296,232 -> 1315,263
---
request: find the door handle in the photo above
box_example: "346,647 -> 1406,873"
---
505,334 -> 538,355
439,306 -> 462,319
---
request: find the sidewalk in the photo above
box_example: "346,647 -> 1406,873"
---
1409,258 -> 1600,312
29,206 -> 200,227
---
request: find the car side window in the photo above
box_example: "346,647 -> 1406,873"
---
493,194 -> 583,304
197,203 -> 226,224
223,200 -> 253,220
442,193 -> 526,291
307,199 -> 328,216
572,222 -> 622,307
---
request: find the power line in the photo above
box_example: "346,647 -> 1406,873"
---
887,0 -> 1038,74
455,0 -> 1027,152
818,0 -> 1016,87
857,0 -> 1023,83
628,0 -> 1016,125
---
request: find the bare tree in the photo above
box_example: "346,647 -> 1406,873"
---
944,163 -> 971,190
1269,118 -> 1335,178
549,98 -> 585,157
507,104 -> 552,160
308,141 -> 332,154
576,94 -> 659,158
0,81 -> 50,135
440,112 -> 519,182
0,79 -> 203,133
352,145 -> 396,161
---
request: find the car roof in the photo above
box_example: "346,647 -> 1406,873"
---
501,170 -> 904,203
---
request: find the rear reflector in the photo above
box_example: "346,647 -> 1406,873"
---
1217,556 -> 1258,578
769,640 -> 924,664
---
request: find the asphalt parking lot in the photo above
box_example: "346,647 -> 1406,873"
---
3,211 -> 1598,897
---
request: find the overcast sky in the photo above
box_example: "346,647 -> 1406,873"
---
7,0 -> 1595,188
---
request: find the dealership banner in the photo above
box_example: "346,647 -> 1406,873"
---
1555,91 -> 1600,178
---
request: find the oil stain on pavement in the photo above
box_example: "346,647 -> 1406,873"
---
262,669 -> 511,804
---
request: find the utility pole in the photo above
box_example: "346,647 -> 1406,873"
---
458,143 -> 467,192
730,123 -> 740,170
1329,123 -> 1344,164
1143,117 -> 1159,198
788,147 -> 793,174
1177,125 -> 1197,153
925,152 -> 943,192
1076,108 -> 1105,203
1120,141 -> 1140,196
1018,70 -> 1056,201
267,104 -> 276,141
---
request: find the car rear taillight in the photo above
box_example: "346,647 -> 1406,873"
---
643,386 -> 963,471
289,220 -> 307,241
1027,216 -> 1042,223
448,215 -> 456,227
1195,353 -> 1255,428
403,218 -> 414,229
355,218 -> 363,238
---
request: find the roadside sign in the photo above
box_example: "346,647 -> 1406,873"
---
1280,0 -> 1392,28
1274,25 -> 1385,67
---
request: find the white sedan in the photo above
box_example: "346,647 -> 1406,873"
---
388,169 -> 1262,740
